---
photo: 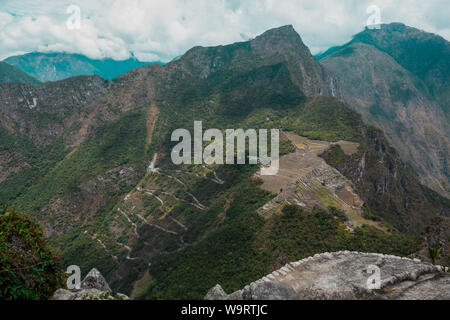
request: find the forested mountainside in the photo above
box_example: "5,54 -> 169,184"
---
0,25 -> 448,299
320,23 -> 450,198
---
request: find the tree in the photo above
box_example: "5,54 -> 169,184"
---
0,204 -> 65,300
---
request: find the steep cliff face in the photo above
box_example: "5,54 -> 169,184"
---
416,217 -> 450,266
320,23 -> 450,197
321,127 -> 450,233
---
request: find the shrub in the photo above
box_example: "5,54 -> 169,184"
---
0,205 -> 65,300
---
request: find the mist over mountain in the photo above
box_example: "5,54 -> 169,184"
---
3,52 -> 162,82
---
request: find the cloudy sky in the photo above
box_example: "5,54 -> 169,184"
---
0,0 -> 448,61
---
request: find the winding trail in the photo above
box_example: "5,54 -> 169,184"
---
136,212 -> 178,235
142,189 -> 188,230
88,233 -> 119,262
212,170 -> 225,184
117,208 -> 139,238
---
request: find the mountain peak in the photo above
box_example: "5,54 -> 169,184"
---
260,24 -> 297,36
176,25 -> 335,97
252,25 -> 306,47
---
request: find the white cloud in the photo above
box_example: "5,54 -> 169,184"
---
0,0 -> 448,62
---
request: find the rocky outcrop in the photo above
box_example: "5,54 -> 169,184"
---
205,252 -> 450,300
53,268 -> 130,300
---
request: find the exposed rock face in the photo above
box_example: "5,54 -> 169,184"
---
204,284 -> 228,300
205,252 -> 450,300
53,268 -> 129,300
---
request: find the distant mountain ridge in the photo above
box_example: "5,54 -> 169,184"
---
4,52 -> 163,82
0,61 -> 40,84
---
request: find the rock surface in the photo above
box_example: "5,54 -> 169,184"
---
205,252 -> 450,300
53,268 -> 130,300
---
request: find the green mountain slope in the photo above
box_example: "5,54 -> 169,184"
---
4,52 -> 162,82
0,61 -> 40,84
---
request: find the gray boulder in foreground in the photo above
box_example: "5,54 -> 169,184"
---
205,252 -> 450,300
53,268 -> 130,300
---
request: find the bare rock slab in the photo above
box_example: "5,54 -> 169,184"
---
205,252 -> 450,300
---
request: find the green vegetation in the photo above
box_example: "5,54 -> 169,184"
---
321,144 -> 347,168
11,108 -> 148,213
0,205 -> 65,300
263,205 -> 420,268
142,187 -> 420,300
329,207 -> 349,223
145,175 -> 273,300
50,227 -> 118,281
280,96 -> 363,142
0,132 -> 67,205
428,246 -> 441,265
